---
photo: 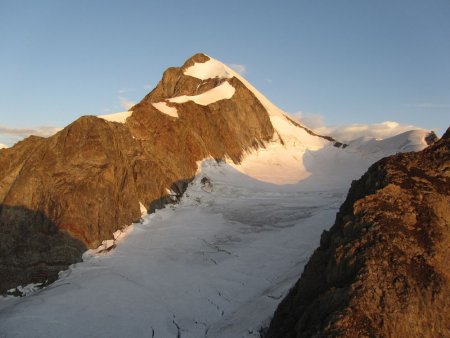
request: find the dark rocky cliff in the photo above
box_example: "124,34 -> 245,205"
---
266,128 -> 450,337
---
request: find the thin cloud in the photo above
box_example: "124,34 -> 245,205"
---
404,103 -> 450,108
264,78 -> 273,83
289,112 -> 424,142
119,96 -> 135,110
103,93 -> 136,115
0,124 -> 62,147
0,143 -> 7,149
117,88 -> 135,94
0,125 -> 61,138
228,64 -> 246,75
317,121 -> 423,143
290,112 -> 324,129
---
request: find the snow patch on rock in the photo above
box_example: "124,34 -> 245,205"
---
184,58 -> 233,80
102,240 -> 115,250
97,111 -> 133,123
139,202 -> 148,216
4,283 -> 43,298
152,102 -> 179,118
113,230 -> 122,240
169,81 -> 235,106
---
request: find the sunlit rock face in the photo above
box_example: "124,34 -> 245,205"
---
267,128 -> 450,338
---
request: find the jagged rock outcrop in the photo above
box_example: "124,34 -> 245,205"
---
266,128 -> 450,337
0,53 -> 310,293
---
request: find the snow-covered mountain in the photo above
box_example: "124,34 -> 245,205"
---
0,53 -> 347,292
0,53 -> 437,337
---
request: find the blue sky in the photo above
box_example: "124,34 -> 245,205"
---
0,0 -> 449,145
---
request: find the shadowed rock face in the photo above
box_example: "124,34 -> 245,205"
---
0,205 -> 86,294
0,53 -> 277,293
266,128 -> 450,337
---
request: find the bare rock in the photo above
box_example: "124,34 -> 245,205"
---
266,127 -> 450,337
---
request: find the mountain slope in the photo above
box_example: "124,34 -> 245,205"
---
0,131 -> 438,337
0,52 -> 439,335
0,53 -> 341,293
266,128 -> 450,337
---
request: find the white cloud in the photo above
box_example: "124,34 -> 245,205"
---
289,112 -> 424,143
317,121 -> 423,143
102,93 -> 136,118
290,112 -> 325,129
228,64 -> 246,75
117,88 -> 135,94
0,143 -> 7,149
0,125 -> 61,138
264,78 -> 273,83
119,96 -> 135,110
0,125 -> 62,147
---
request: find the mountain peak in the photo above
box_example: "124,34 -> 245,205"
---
182,52 -> 211,66
182,53 -> 232,80
0,53 -> 433,295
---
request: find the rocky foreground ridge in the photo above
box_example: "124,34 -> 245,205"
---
0,53 -> 338,294
266,128 -> 450,337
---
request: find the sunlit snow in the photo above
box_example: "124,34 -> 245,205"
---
152,102 -> 179,118
0,130 -> 430,338
168,81 -> 235,106
97,111 -> 133,123
184,58 -> 233,80
0,161 -> 345,338
139,201 -> 148,216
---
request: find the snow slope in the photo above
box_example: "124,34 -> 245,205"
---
0,161 -> 343,338
168,81 -> 235,106
0,130 -> 431,338
183,56 -> 331,185
227,129 -> 432,188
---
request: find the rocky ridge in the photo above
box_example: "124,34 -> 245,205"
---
266,128 -> 450,337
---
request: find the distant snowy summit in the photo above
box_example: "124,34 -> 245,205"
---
0,53 -> 435,294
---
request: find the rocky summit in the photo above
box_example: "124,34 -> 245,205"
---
0,53 -> 336,294
266,128 -> 450,337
